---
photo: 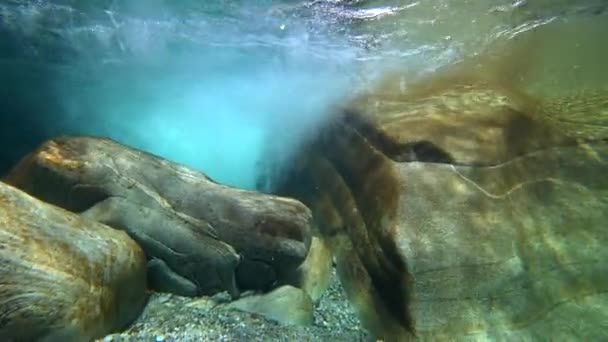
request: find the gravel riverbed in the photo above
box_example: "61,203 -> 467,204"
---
100,270 -> 368,341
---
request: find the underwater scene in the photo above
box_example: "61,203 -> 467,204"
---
1,0 -> 607,341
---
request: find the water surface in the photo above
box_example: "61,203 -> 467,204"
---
1,0 -> 606,188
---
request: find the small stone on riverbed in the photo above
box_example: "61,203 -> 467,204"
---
98,270 -> 367,341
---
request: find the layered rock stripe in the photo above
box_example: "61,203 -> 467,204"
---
0,181 -> 147,341
272,35 -> 608,340
4,136 -> 313,299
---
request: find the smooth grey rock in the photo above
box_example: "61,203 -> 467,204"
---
225,285 -> 314,326
4,136 -> 313,298
81,196 -> 240,299
147,258 -> 198,298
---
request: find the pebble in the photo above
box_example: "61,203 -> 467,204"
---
97,269 -> 368,341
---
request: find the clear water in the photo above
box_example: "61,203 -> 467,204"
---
0,0 -> 606,188
1,1 -> 608,341
0,0 -> 606,189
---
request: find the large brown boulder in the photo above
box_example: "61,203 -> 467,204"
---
3,136 -> 312,299
0,181 -> 147,341
271,39 -> 608,340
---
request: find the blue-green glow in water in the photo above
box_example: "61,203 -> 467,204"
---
2,1 -> 362,189
54,46 -> 357,189
3,0 -> 602,188
66,54 -> 357,188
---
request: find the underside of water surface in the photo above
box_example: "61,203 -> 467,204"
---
0,0 -> 607,341
1,0 -> 604,188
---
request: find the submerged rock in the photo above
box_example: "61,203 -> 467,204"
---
3,136 -> 312,298
0,181 -> 147,341
98,271 -> 367,342
271,35 -> 608,340
226,285 -> 314,326
281,236 -> 334,303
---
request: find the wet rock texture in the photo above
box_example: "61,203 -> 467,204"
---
226,285 -> 314,326
4,136 -> 313,299
1,29 -> 607,342
0,181 -> 147,341
273,42 -> 608,340
282,236 -> 334,304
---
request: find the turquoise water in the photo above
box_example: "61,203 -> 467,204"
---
1,1 -> 607,341
0,1 -> 606,188
0,0 -> 605,188
1,1 -> 361,188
